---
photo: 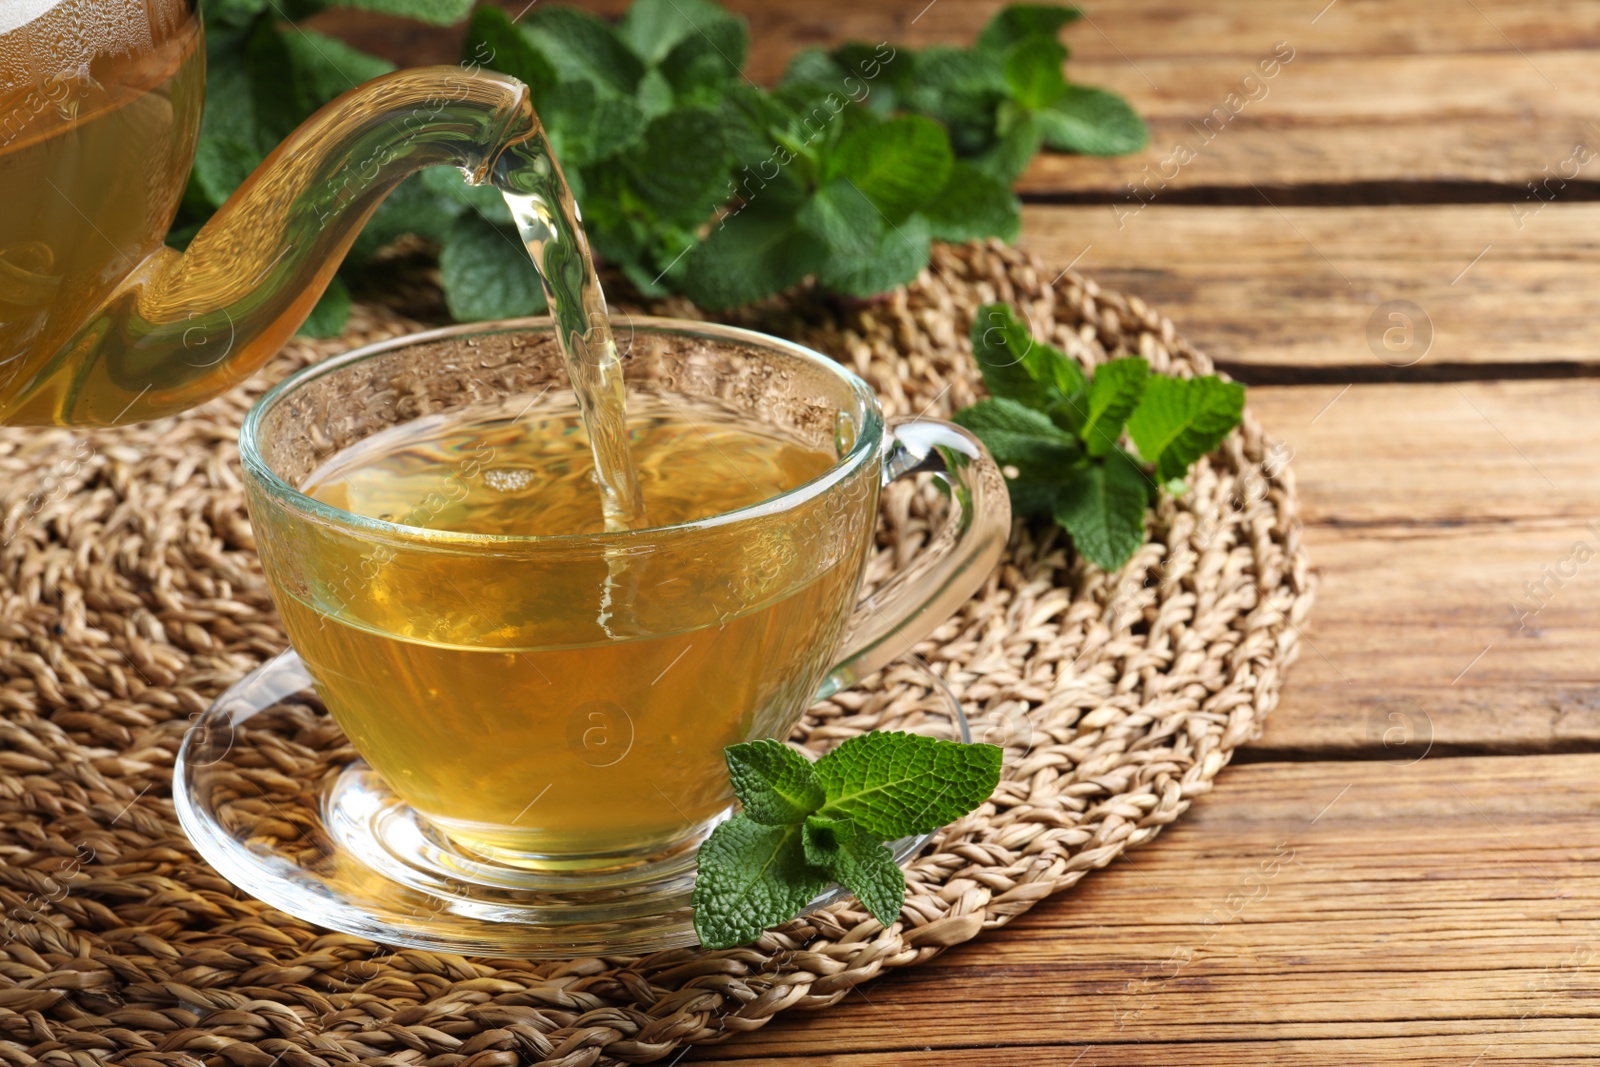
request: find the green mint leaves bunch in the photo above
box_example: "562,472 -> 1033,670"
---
954,304 -> 1245,572
175,0 -> 1147,334
457,0 -> 754,311
693,732 -> 1002,950
460,0 -> 1143,311
787,4 -> 1147,186
683,98 -> 1006,310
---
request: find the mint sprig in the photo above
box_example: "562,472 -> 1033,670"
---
693,732 -> 1002,950
172,1 -> 1146,331
954,304 -> 1245,572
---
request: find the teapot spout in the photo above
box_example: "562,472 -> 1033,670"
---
3,66 -> 535,426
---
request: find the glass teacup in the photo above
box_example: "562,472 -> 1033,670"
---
237,317 -> 1008,872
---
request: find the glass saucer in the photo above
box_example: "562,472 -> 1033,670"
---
173,651 -> 970,959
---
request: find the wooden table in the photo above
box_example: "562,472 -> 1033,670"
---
329,1 -> 1600,1060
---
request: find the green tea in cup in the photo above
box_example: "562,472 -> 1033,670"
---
242,321 -> 1008,870
294,398 -> 859,862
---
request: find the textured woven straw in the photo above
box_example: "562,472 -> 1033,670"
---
0,241 -> 1311,1065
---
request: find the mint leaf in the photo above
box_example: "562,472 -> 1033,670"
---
719,85 -> 807,183
192,45 -> 268,167
725,740 -> 824,825
522,7 -> 644,99
1037,85 -> 1149,156
1003,38 -> 1067,111
204,0 -> 271,29
1080,357 -> 1149,457
619,0 -> 735,65
952,398 -> 1082,473
540,80 -> 648,168
900,47 -> 1007,156
1126,375 -> 1246,483
954,398 -> 1084,518
622,107 -> 727,221
464,5 -> 557,99
783,47 -> 847,87
798,179 -> 885,260
439,214 -> 548,322
656,11 -> 748,102
330,0 -> 474,24
1052,447 -> 1150,571
799,175 -> 940,298
826,115 -> 952,221
954,302 -> 1244,572
978,4 -> 1083,54
831,40 -> 907,79
903,47 -> 1008,112
970,302 -> 1084,410
772,81 -> 857,161
635,68 -> 676,118
240,18 -> 307,145
802,815 -> 904,926
282,29 -> 395,103
298,275 -> 351,339
817,210 -> 931,298
923,161 -> 1021,243
190,135 -> 262,208
974,106 -> 1044,184
683,199 -> 827,310
813,731 -> 1002,839
695,731 -> 999,948
692,815 -> 831,949
602,220 -> 699,297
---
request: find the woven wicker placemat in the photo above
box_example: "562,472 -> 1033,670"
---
0,241 -> 1311,1066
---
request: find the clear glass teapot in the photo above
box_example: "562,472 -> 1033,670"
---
0,0 -> 535,425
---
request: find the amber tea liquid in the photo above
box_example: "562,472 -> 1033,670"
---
0,0 -> 202,408
281,399 -> 863,863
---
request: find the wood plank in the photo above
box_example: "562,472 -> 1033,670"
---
1252,381 -> 1600,527
691,754 -> 1600,1063
772,0 -> 1600,65
1197,382 -> 1600,755
1021,118 -> 1600,201
1260,521 -> 1600,757
1018,52 -> 1600,197
695,1039 -> 1600,1067
1017,202 -> 1600,369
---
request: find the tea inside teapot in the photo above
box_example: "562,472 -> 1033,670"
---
0,0 -> 202,409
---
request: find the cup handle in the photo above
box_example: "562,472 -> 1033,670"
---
823,417 -> 1012,695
